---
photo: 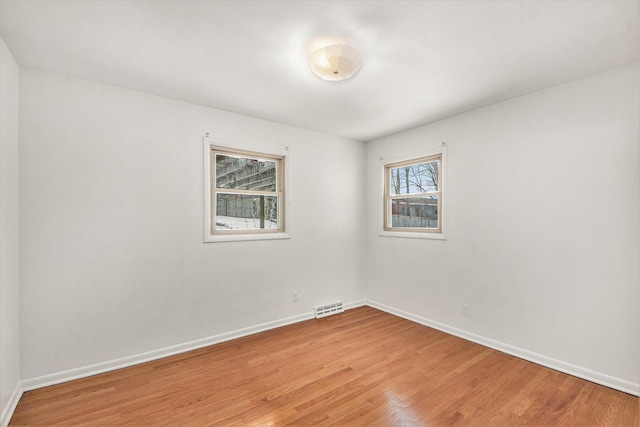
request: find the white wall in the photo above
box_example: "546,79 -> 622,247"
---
18,68 -> 366,381
365,64 -> 640,392
0,36 -> 21,424
12,59 -> 640,397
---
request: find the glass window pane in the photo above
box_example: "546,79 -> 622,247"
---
216,154 -> 277,191
390,196 -> 438,229
390,161 -> 439,195
215,194 -> 279,230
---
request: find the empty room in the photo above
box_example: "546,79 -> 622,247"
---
0,0 -> 638,425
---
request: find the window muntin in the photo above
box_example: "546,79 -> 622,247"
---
384,154 -> 442,233
211,147 -> 284,234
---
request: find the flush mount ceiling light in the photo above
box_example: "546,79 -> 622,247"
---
308,44 -> 363,82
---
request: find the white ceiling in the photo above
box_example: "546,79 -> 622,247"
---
1,0 -> 638,142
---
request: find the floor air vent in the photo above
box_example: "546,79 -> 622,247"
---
315,302 -> 344,319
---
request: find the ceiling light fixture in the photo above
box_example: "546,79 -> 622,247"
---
308,44 -> 363,82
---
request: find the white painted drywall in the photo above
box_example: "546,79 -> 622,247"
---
0,35 -> 21,424
365,64 -> 640,387
14,60 -> 640,395
18,68 -> 366,380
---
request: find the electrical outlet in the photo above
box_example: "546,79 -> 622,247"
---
462,304 -> 471,317
293,291 -> 299,302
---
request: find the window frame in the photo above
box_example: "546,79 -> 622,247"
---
203,137 -> 290,243
380,146 -> 446,240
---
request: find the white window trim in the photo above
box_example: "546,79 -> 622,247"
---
378,144 -> 447,240
203,136 -> 291,243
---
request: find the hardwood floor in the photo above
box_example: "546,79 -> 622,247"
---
10,306 -> 639,426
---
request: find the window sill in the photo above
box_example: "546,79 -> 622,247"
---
205,232 -> 291,243
378,230 -> 446,240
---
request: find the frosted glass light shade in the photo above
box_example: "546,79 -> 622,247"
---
308,45 -> 363,81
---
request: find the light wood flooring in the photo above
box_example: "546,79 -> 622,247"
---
10,306 -> 639,426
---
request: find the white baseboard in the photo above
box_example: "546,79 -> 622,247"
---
1,383 -> 23,427
366,299 -> 640,397
20,300 -> 368,392
21,300 -> 366,391
344,299 -> 367,310
20,298 -> 637,398
21,310 -> 317,391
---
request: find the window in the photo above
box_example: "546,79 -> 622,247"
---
204,138 -> 289,242
384,153 -> 442,234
